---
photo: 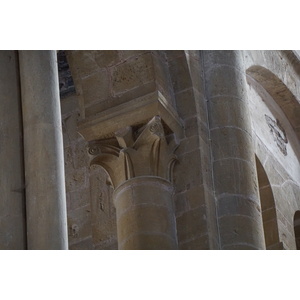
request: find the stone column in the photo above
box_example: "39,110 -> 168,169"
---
203,51 -> 265,249
88,116 -> 178,249
19,50 -> 68,250
0,51 -> 26,249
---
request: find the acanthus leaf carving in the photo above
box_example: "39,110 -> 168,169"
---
88,115 -> 179,188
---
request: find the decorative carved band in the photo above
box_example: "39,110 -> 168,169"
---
87,116 -> 179,189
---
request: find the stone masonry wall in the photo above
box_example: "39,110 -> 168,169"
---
61,94 -> 117,250
166,50 -> 219,249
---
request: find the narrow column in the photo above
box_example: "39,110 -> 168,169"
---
203,51 -> 265,249
88,116 -> 178,249
19,51 -> 68,250
0,51 -> 26,249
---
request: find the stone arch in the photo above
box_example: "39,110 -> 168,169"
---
246,65 -> 300,141
293,211 -> 300,249
255,156 -> 281,249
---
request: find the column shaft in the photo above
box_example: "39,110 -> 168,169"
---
204,51 -> 265,249
113,177 -> 178,250
19,50 -> 68,250
0,51 -> 26,249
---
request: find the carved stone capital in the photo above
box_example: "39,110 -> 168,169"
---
88,116 -> 178,189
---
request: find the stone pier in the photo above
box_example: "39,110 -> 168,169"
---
204,51 -> 265,249
19,50 -> 68,250
0,51 -> 26,249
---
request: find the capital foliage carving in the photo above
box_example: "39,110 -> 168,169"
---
88,116 -> 178,189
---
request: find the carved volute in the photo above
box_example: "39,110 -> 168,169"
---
88,116 -> 178,189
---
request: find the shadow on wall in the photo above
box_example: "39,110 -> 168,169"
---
294,211 -> 300,250
256,156 -> 281,250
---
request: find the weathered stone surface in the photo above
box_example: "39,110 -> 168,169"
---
218,215 -> 265,249
176,207 -> 208,245
174,150 -> 203,193
208,96 -> 250,130
19,50 -> 68,250
67,204 -> 92,245
179,234 -> 210,250
112,53 -> 154,96
81,69 -> 110,106
213,159 -> 258,197
217,196 -> 261,219
0,51 -> 26,249
210,127 -> 253,161
58,50 -> 300,250
205,66 -> 246,99
60,50 -> 300,251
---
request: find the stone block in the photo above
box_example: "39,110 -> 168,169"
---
69,237 -> 94,250
174,192 -> 188,216
185,53 -> 204,94
176,207 -> 207,243
203,50 -> 243,72
82,69 -> 110,107
69,50 -> 100,79
179,234 -> 210,250
208,95 -> 250,130
68,187 -> 90,211
121,50 -> 149,60
218,215 -> 264,249
65,167 -> 88,192
217,195 -> 261,219
60,94 -> 79,116
193,88 -> 208,125
222,244 -> 257,250
94,238 -> 118,250
112,53 -> 154,96
72,139 -> 89,169
165,50 -> 185,61
94,51 -> 120,68
0,215 -> 26,250
64,146 -> 73,170
67,204 -> 92,245
186,185 -> 206,209
213,158 -> 258,197
184,116 -> 199,138
175,88 -> 197,119
121,232 -> 177,250
174,150 -> 203,193
198,120 -> 210,142
62,111 -> 82,142
168,54 -> 192,93
205,65 -> 246,100
152,52 -> 175,106
210,127 -> 253,161
92,220 -> 117,247
117,205 -> 176,243
176,135 -> 200,156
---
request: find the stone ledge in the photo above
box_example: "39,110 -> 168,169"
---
78,91 -> 184,141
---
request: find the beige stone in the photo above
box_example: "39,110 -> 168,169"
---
218,215 -> 265,249
1,50 -> 299,250
19,50 -> 68,250
0,51 -> 26,249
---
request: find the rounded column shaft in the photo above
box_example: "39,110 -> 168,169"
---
114,177 -> 178,250
19,50 -> 68,250
0,51 -> 26,249
204,50 -> 265,249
